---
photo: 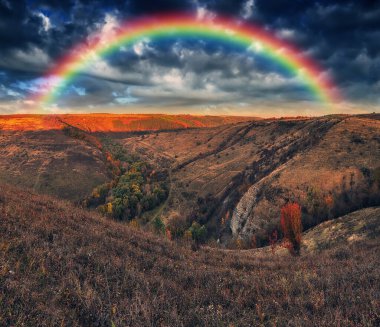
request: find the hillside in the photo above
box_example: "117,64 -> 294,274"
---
0,114 -> 379,245
0,130 -> 110,202
228,116 -> 380,244
118,115 -> 380,246
1,184 -> 379,326
0,114 -> 256,132
303,206 -> 380,252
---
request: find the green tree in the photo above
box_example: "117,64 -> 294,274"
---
153,217 -> 165,235
189,222 -> 207,244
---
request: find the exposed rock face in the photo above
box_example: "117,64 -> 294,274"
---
229,170 -> 282,240
230,184 -> 259,237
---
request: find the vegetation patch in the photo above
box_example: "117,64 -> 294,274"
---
85,137 -> 169,221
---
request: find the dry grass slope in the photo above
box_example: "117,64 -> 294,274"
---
303,206 -> 380,251
0,130 -> 110,202
1,184 -> 379,326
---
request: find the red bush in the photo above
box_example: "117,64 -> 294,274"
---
268,230 -> 278,254
280,202 -> 303,255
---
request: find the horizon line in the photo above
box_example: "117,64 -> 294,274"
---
1,112 -> 375,119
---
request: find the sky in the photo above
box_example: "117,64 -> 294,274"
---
0,0 -> 379,116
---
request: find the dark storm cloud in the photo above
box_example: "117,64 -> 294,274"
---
0,1 -> 44,51
246,0 -> 380,103
0,0 -> 379,113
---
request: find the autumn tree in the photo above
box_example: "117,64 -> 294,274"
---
280,202 -> 303,255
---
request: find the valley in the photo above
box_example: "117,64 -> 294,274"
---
117,114 -> 380,246
1,114 -> 379,247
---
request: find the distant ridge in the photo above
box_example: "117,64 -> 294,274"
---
0,114 -> 258,132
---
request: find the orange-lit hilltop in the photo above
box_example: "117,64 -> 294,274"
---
0,114 -> 256,132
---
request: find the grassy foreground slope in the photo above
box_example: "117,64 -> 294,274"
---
1,184 -> 379,326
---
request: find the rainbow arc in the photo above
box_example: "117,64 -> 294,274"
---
32,13 -> 341,109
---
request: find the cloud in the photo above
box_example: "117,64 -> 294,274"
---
241,0 -> 255,20
0,0 -> 380,114
112,87 -> 139,104
13,47 -> 51,70
71,85 -> 86,96
96,13 -> 119,46
0,84 -> 22,99
190,0 -> 216,21
275,28 -> 296,40
12,76 -> 61,94
196,6 -> 215,21
36,12 -> 51,32
151,68 -> 186,89
133,38 -> 152,56
114,97 -> 138,104
248,41 -> 263,53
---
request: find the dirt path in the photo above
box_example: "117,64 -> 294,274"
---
151,168 -> 173,221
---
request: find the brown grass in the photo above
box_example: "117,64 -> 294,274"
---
1,184 -> 379,326
303,206 -> 380,252
0,130 -> 110,202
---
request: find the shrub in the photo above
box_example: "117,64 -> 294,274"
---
129,219 -> 139,229
165,227 -> 172,240
235,238 -> 244,250
268,230 -> 278,254
250,235 -> 257,248
153,217 -> 165,235
188,222 -> 207,244
280,202 -> 303,255
183,230 -> 193,242
167,216 -> 187,239
305,187 -> 330,225
374,167 -> 380,186
350,134 -> 364,144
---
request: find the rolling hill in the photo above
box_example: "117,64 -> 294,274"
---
0,114 -> 379,245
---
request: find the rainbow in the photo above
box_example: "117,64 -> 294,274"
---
32,13 -> 340,109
